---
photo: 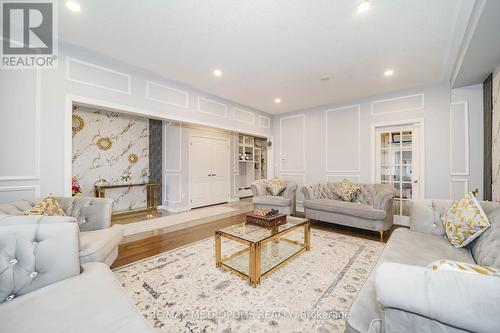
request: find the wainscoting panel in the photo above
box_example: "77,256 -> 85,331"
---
259,115 -> 271,129
66,58 -> 131,94
450,178 -> 469,200
280,114 -> 305,172
0,186 -> 40,203
326,174 -> 361,183
450,102 -> 469,176
146,81 -> 189,108
371,94 -> 424,115
197,97 -> 227,118
0,70 -> 38,180
233,108 -> 255,125
326,105 -> 360,173
164,173 -> 182,203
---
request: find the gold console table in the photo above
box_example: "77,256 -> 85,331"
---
94,182 -> 158,217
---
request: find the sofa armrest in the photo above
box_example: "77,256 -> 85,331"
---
282,182 -> 298,199
0,214 -> 77,226
372,189 -> 395,210
55,197 -> 113,232
376,262 -> 500,333
0,220 -> 80,303
300,186 -> 314,200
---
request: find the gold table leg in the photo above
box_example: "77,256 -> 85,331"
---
249,243 -> 257,287
215,231 -> 222,268
305,220 -> 311,251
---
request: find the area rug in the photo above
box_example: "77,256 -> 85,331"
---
114,229 -> 384,332
121,206 -> 238,236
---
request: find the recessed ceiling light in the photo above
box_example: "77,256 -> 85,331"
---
357,0 -> 371,13
213,69 -> 222,77
274,98 -> 281,104
66,1 -> 81,12
384,69 -> 394,77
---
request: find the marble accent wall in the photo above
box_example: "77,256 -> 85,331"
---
493,66 -> 500,200
72,106 -> 149,211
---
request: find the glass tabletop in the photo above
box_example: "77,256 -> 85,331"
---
218,216 -> 307,243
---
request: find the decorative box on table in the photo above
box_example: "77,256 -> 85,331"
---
246,211 -> 287,228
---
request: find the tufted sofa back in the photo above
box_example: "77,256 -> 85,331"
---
301,182 -> 392,206
0,197 -> 113,232
0,215 -> 81,304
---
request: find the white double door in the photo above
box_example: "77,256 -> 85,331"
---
189,136 -> 230,208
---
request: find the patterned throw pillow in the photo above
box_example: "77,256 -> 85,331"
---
25,195 -> 64,216
334,179 -> 361,201
442,192 -> 490,247
266,178 -> 286,196
429,260 -> 500,277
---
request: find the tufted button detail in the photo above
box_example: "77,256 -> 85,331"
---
6,295 -> 15,301
9,258 -> 18,265
432,223 -> 437,228
33,241 -> 38,246
30,271 -> 38,278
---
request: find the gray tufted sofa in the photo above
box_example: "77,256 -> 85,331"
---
301,182 -> 394,240
0,197 -> 123,266
0,215 -> 154,332
345,199 -> 500,333
250,179 -> 298,215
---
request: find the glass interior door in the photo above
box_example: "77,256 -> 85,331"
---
376,126 -> 419,225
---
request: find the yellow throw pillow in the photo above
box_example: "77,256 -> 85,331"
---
266,178 -> 286,196
334,179 -> 361,201
442,192 -> 490,247
25,195 -> 64,216
429,260 -> 499,277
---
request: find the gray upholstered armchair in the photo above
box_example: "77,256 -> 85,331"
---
0,196 -> 122,266
250,179 -> 298,215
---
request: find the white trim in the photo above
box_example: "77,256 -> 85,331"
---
370,93 -> 425,116
0,70 -> 41,181
164,122 -> 182,172
449,178 -> 469,199
165,206 -> 191,213
0,185 -> 41,198
65,57 -> 131,95
450,101 -> 470,176
145,80 -> 189,108
188,134 -> 231,209
370,118 -> 426,199
232,108 -> 255,125
279,114 -> 306,172
258,115 -> 271,129
197,97 -> 228,118
325,104 -> 361,173
164,173 -> 182,203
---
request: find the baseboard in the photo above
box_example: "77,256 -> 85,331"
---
165,206 -> 191,213
228,198 -> 240,202
157,205 -> 168,211
296,202 -> 304,213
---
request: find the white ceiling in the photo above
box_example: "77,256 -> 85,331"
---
59,0 -> 474,114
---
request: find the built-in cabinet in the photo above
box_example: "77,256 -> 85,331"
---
237,134 -> 267,197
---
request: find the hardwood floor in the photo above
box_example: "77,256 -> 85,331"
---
111,203 -> 398,269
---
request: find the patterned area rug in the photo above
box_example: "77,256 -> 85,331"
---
114,229 -> 384,332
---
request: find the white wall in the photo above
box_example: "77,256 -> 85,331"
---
492,64 -> 500,201
0,43 -> 273,203
273,82 -> 484,208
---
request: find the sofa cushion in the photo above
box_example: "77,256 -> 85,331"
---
0,262 -> 153,333
471,201 -> 500,269
304,199 -> 385,220
346,228 -> 474,333
0,200 -> 34,216
252,195 -> 291,207
79,224 -> 123,264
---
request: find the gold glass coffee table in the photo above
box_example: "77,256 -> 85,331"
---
215,216 -> 311,287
